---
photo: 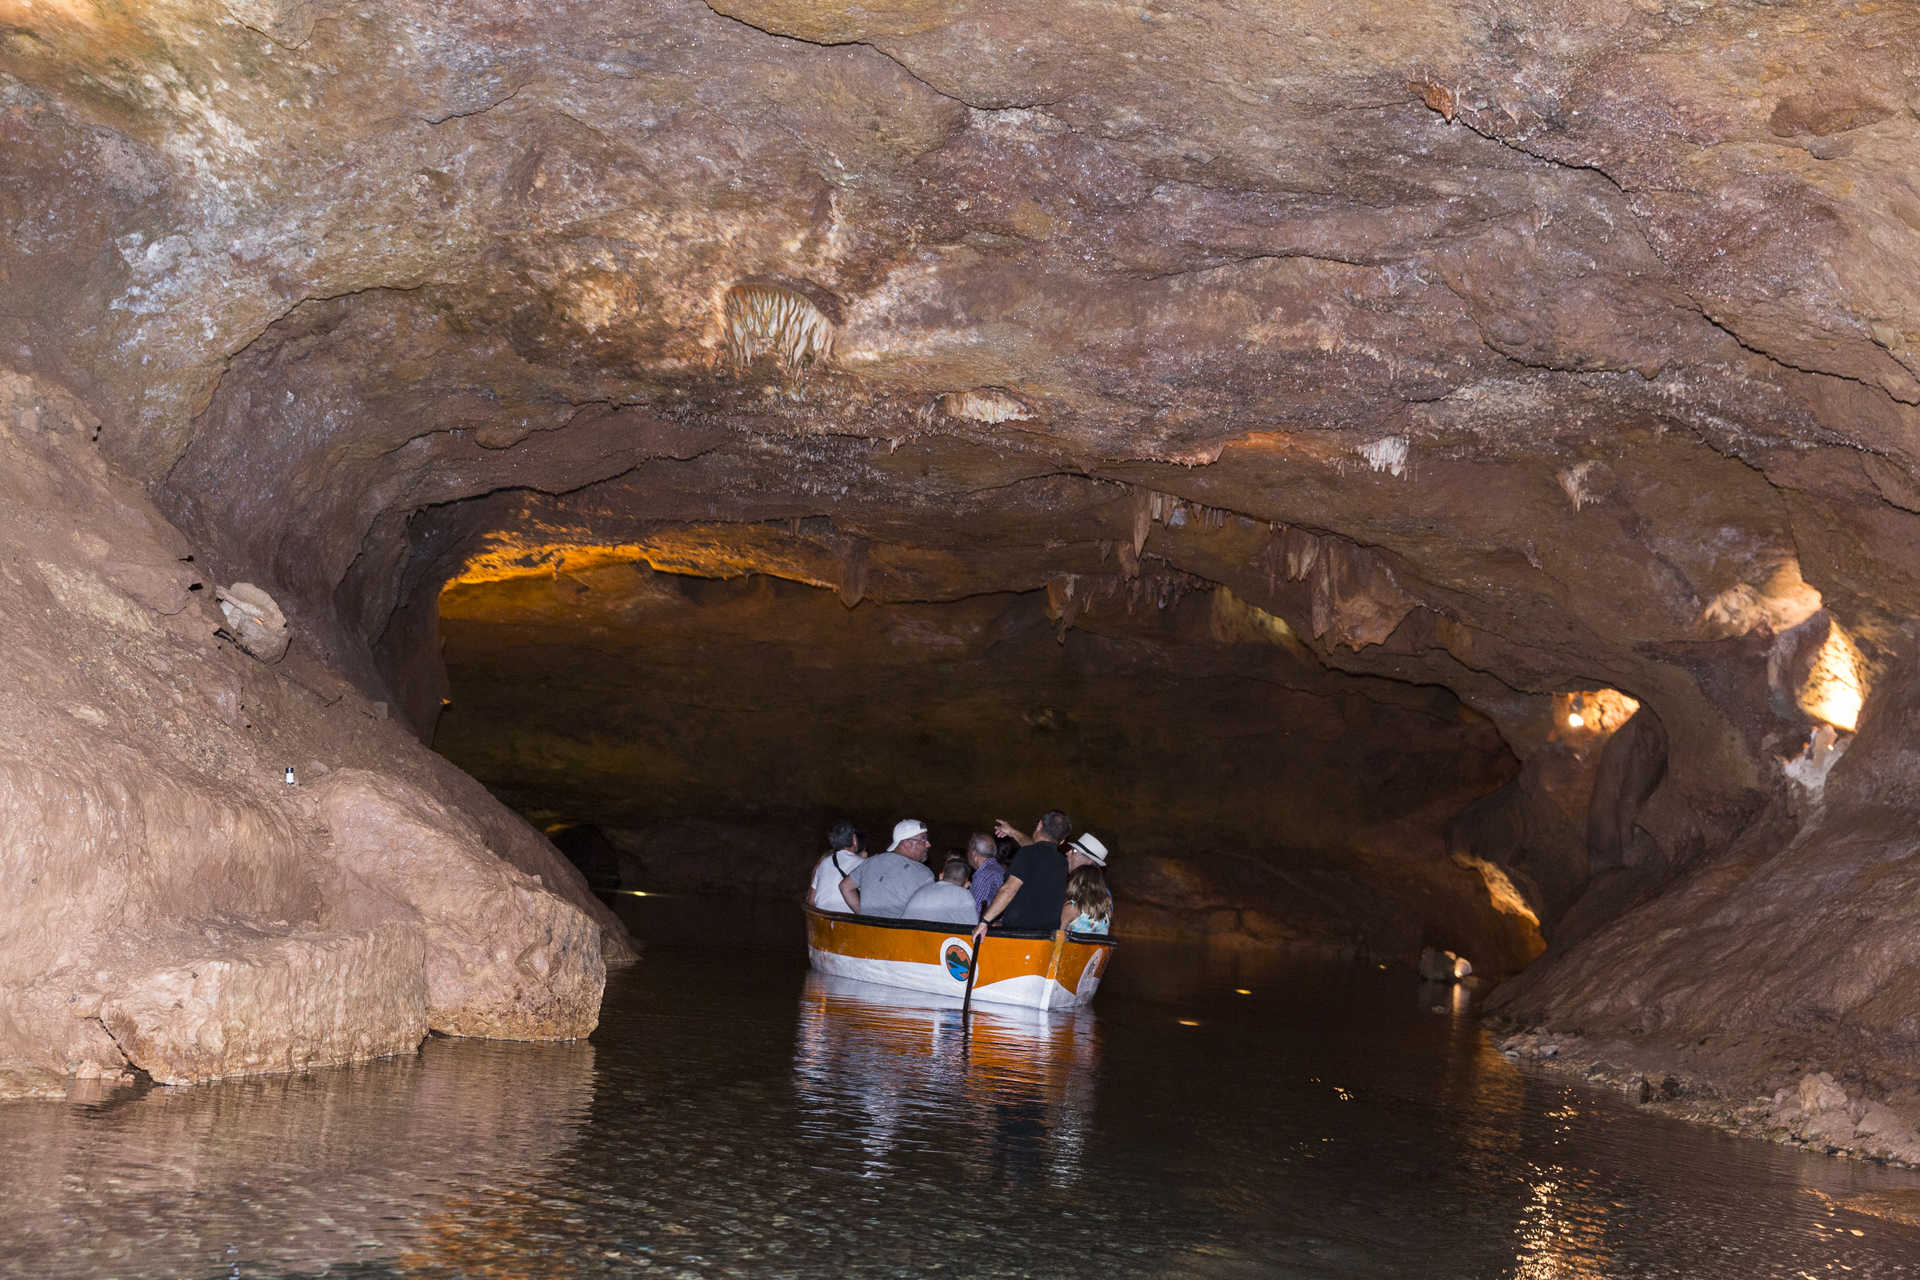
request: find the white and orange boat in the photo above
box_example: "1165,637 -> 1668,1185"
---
803,904 -> 1115,1010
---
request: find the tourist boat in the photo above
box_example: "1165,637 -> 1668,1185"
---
803,904 -> 1115,1010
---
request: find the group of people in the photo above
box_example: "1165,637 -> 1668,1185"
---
806,810 -> 1114,938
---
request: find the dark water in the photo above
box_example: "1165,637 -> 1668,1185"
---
6,896 -> 1920,1278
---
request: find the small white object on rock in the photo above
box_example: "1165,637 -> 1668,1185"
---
1784,724 -> 1846,791
215,581 -> 290,663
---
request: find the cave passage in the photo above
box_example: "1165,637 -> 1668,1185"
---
430,535 -> 1554,972
16,0 -> 1920,1258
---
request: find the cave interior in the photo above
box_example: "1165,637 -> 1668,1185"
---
4,0 -> 1920,1127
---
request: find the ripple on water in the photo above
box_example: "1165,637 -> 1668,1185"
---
2,940 -> 1920,1278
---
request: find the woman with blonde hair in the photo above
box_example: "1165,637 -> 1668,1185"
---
1062,864 -> 1112,935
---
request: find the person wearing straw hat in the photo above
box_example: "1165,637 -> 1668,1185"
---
1064,832 -> 1108,873
841,818 -> 935,917
1061,833 -> 1113,935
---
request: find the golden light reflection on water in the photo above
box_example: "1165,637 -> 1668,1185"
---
1513,1166 -> 1615,1279
441,527 -> 841,599
793,974 -> 1098,1188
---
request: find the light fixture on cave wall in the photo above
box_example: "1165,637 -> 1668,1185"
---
1552,688 -> 1639,743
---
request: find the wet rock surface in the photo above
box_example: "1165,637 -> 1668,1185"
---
1499,1032 -> 1920,1169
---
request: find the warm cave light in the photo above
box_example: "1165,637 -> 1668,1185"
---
1234,988 -> 1253,996
1178,1018 -> 1201,1027
1800,620 -> 1865,732
1554,688 -> 1638,740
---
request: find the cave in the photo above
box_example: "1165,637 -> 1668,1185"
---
7,0 -> 1920,1263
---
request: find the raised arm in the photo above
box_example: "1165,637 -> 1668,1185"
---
992,818 -> 1034,847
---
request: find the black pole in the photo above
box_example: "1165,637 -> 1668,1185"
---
962,932 -> 981,1018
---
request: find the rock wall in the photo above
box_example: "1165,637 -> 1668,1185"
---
1489,641 -> 1920,1158
0,375 -> 629,1096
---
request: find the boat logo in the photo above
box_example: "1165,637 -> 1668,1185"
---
943,940 -> 973,980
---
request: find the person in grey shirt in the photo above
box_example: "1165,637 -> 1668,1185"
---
901,857 -> 979,926
842,818 -> 936,917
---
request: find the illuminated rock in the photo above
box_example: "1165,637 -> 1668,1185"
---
97,925 -> 429,1086
312,772 -> 605,1041
215,581 -> 291,664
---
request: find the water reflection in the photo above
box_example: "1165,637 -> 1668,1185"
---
6,938 -> 1920,1278
1513,1163 -> 1614,1279
793,975 -> 1097,1189
0,1037 -> 596,1279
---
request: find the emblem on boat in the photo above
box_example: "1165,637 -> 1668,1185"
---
943,940 -> 973,980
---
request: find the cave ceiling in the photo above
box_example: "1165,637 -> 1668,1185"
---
5,0 -> 1920,945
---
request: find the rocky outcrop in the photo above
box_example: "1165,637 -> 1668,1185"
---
313,771 -> 605,1040
95,925 -> 429,1086
0,379 -> 626,1094
1490,649 -> 1920,1153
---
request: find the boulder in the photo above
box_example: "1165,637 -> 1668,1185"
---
1418,946 -> 1472,982
215,582 -> 290,663
96,924 -> 428,1085
312,771 -> 605,1040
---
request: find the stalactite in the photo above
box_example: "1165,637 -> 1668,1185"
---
1280,526 -> 1320,581
837,539 -> 868,608
722,280 -> 836,377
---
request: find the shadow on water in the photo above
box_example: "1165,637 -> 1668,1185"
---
4,893 -> 1920,1277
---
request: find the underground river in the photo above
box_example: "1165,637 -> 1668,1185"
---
5,898 -> 1920,1279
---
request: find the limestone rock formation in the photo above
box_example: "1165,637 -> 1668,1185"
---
215,581 -> 291,664
97,925 -> 429,1086
312,771 -> 605,1040
0,381 -> 626,1094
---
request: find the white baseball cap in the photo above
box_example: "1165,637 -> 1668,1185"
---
887,818 -> 929,852
1068,833 -> 1109,865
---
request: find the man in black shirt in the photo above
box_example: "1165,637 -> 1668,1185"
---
973,810 -> 1071,939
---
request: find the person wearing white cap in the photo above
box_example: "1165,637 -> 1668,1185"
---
840,818 -> 936,917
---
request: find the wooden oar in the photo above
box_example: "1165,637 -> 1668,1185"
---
961,931 -> 982,1019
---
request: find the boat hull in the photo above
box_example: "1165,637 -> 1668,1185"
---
804,906 -> 1114,1010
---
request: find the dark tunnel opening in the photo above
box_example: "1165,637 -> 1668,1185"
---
424,545 -> 1555,972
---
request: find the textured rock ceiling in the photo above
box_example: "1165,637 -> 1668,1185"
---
6,0 -> 1920,989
